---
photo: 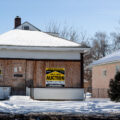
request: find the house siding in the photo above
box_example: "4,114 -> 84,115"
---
0,60 -> 26,95
92,62 -> 120,98
32,60 -> 81,88
0,59 -> 81,95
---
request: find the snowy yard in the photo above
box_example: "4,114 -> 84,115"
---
0,95 -> 120,115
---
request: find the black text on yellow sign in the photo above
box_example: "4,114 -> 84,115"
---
46,68 -> 65,81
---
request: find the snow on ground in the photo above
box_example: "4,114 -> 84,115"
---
85,92 -> 91,99
0,96 -> 120,114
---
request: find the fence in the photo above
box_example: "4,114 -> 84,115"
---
92,88 -> 109,98
85,88 -> 109,98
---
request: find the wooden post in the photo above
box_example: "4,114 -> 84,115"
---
80,53 -> 84,88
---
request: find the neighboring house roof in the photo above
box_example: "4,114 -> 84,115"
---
15,21 -> 41,31
91,49 -> 120,66
0,29 -> 89,52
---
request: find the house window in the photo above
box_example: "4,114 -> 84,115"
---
24,26 -> 29,30
116,65 -> 120,73
102,70 -> 107,77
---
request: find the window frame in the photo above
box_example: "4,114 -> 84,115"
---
102,69 -> 107,77
24,26 -> 29,30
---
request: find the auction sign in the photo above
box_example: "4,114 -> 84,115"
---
46,68 -> 65,87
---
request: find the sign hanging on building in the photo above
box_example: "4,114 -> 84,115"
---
46,68 -> 65,87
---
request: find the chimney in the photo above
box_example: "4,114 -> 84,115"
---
14,16 -> 21,28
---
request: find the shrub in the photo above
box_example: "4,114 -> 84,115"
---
108,72 -> 120,102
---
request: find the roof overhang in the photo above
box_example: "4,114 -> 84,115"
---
0,45 -> 90,53
90,59 -> 120,67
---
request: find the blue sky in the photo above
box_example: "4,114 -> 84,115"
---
0,0 -> 120,36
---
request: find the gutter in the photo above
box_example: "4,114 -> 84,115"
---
0,46 -> 90,53
90,59 -> 120,67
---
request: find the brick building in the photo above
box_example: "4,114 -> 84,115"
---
91,50 -> 120,98
0,17 -> 89,100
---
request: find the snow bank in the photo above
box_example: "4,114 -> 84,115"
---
10,96 -> 31,101
85,92 -> 91,98
0,96 -> 120,114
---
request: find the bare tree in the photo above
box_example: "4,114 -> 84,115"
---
45,22 -> 79,42
110,32 -> 120,51
45,22 -> 60,34
69,28 -> 79,42
91,32 -> 109,60
80,31 -> 90,47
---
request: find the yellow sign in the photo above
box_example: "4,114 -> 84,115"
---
46,68 -> 65,86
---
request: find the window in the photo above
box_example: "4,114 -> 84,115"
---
116,65 -> 120,73
24,26 -> 29,30
102,70 -> 107,77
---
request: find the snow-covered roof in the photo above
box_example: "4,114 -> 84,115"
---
91,49 -> 120,66
0,29 -> 81,48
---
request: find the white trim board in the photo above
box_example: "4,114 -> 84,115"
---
30,88 -> 84,100
0,45 -> 89,53
0,49 -> 81,60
